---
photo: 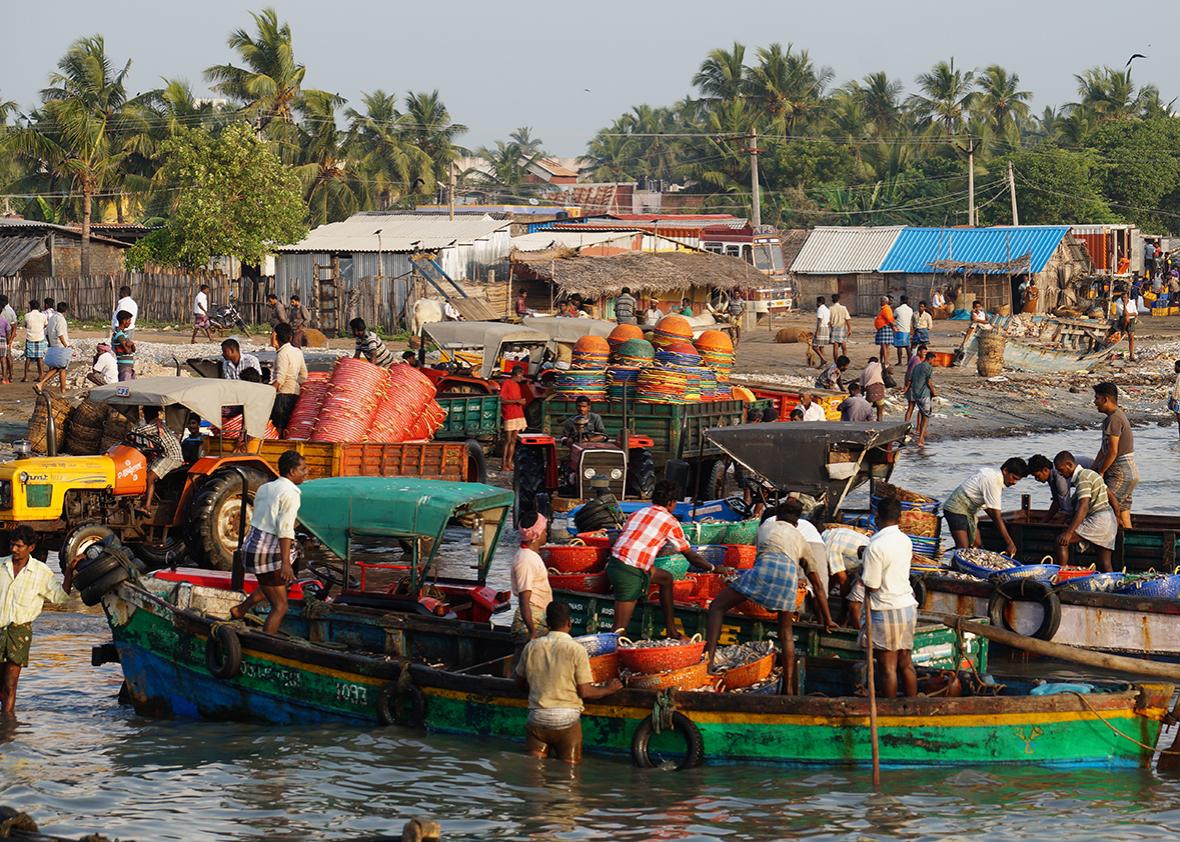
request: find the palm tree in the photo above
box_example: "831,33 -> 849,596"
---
582,127 -> 635,181
1073,67 -> 1137,122
744,43 -> 832,134
345,90 -> 433,209
205,7 -> 305,130
693,43 -> 747,103
7,36 -> 144,273
909,59 -> 976,138
861,72 -> 904,136
509,126 -> 544,159
402,91 -> 467,185
472,129 -> 547,201
294,90 -> 361,225
974,65 -> 1031,138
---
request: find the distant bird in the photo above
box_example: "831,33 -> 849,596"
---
1126,53 -> 1147,69
584,88 -> 592,93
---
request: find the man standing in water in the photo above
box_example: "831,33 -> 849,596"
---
515,602 -> 622,763
231,450 -> 307,634
0,526 -> 76,717
1092,382 -> 1138,529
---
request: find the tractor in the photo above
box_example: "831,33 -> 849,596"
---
0,379 -> 282,571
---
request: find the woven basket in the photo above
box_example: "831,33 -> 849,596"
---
899,510 -> 939,538
617,637 -> 705,674
543,544 -> 608,573
624,658 -> 710,691
719,649 -> 777,691
723,520 -> 760,545
648,578 -> 696,603
724,544 -> 757,569
687,572 -> 727,600
654,554 -> 690,579
589,652 -> 620,683
977,329 -> 1005,377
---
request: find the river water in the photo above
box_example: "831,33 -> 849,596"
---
4,425 -> 1180,840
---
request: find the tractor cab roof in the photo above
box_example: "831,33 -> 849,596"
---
89,376 -> 276,438
421,321 -> 550,379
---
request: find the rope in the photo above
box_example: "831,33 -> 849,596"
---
1070,691 -> 1179,755
652,688 -> 676,734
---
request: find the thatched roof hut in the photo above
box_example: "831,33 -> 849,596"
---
510,249 -> 762,298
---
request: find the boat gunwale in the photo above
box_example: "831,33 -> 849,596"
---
919,571 -> 1180,616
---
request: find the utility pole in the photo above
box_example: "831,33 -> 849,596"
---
1007,161 -> 1019,226
749,127 -> 762,227
966,136 -> 976,227
448,161 -> 456,221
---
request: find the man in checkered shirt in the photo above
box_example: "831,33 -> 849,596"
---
607,481 -> 715,637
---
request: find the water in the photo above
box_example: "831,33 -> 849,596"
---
4,427 -> 1180,840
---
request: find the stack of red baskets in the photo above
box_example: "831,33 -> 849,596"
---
284,372 -> 331,440
311,358 -> 390,443
368,364 -> 444,442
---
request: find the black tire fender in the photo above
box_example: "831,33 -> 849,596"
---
988,579 -> 1062,641
206,624 -> 243,680
465,438 -> 488,485
376,684 -> 398,726
630,712 -> 704,770
74,553 -> 125,593
80,565 -> 130,606
394,683 -> 426,728
909,574 -> 927,609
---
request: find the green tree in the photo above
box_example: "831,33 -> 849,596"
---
909,59 -> 976,138
471,127 -> 547,201
1084,118 -> 1180,230
294,90 -> 362,225
126,122 -> 307,269
998,148 -> 1114,225
345,90 -> 433,209
402,91 -> 467,185
744,43 -> 832,134
974,65 -> 1030,140
205,7 -> 306,130
693,43 -> 747,103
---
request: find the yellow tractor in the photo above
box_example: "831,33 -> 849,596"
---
0,378 -> 280,570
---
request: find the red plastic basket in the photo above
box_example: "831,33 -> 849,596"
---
544,553 -> 607,574
574,532 -> 613,549
588,652 -> 619,683
547,571 -> 610,593
1055,565 -> 1095,583
617,638 -> 706,674
647,578 -> 696,603
724,544 -> 757,570
687,572 -> 727,600
624,659 -> 711,691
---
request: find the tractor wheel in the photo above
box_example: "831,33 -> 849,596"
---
187,467 -> 269,570
60,524 -> 116,574
132,533 -> 190,570
703,460 -> 730,501
625,448 -> 656,499
513,444 -> 548,523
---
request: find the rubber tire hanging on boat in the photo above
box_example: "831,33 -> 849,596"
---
630,712 -> 705,770
79,566 -> 130,606
393,684 -> 426,728
987,579 -> 1062,641
73,550 -> 125,593
909,574 -> 927,609
206,625 -> 243,680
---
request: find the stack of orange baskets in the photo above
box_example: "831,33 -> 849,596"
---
571,335 -> 611,369
695,329 -> 735,383
651,315 -> 693,349
607,323 -> 644,350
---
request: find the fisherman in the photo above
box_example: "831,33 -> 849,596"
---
500,366 -> 529,471
828,292 -> 851,359
0,526 -> 77,717
797,393 -> 826,422
288,294 -> 310,348
86,342 -> 118,387
607,481 -> 716,637
705,498 -> 835,695
514,601 -> 622,763
1027,452 -> 1097,521
614,287 -> 637,325
815,355 -> 849,392
1092,382 -> 1138,529
220,338 -> 262,380
892,295 -> 913,365
270,323 -> 308,431
111,285 -> 138,335
859,357 -> 887,421
860,497 -> 918,698
510,511 -> 551,646
873,295 -> 895,363
726,290 -> 746,344
0,296 -> 12,385
905,347 -> 937,447
819,523 -> 870,626
20,298 -> 47,384
1170,359 -> 1180,437
812,296 -> 830,368
131,406 -> 184,512
838,383 -> 875,422
351,317 -> 395,368
943,458 -> 1028,556
34,301 -> 71,395
191,283 -> 214,344
230,450 -> 308,633
1053,450 -> 1117,571
561,396 -> 607,444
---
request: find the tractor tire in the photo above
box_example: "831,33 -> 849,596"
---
626,448 -> 656,499
132,533 -> 190,570
74,551 -> 126,593
80,565 -> 130,606
59,524 -> 117,574
703,460 -> 729,501
187,467 -> 269,570
513,444 -> 548,522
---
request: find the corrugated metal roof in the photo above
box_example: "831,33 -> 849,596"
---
276,213 -> 511,253
0,234 -> 47,277
0,217 -> 127,247
789,226 -> 904,274
880,226 -> 1070,274
510,231 -> 635,252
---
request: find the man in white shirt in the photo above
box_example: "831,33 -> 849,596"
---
220,338 -> 262,381
35,301 -> 72,394
270,323 -> 308,431
191,283 -> 214,344
112,285 -> 138,333
798,393 -> 826,422
230,450 -> 307,634
820,524 -> 871,625
812,296 -> 831,367
1,526 -> 76,716
87,342 -> 119,386
21,298 -> 48,384
892,295 -> 914,366
827,293 -> 851,358
942,458 -> 1029,555
859,497 -> 917,697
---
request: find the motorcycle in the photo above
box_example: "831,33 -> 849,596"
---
208,299 -> 251,337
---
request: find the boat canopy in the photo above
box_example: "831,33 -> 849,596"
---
706,422 -> 909,497
89,376 -> 276,438
297,477 -> 513,578
421,321 -> 549,379
522,316 -> 615,343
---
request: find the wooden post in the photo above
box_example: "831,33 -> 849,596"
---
864,604 -> 881,787
331,255 -> 342,336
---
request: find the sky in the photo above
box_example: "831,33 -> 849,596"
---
5,0 -> 1179,156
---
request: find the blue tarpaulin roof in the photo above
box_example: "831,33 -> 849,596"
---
879,226 -> 1070,274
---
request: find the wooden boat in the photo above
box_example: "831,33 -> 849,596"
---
978,508 -> 1179,574
409,657 -> 1174,768
92,477 -> 519,723
960,318 -> 1121,374
916,571 -> 1180,660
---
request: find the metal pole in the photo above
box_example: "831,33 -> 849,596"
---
1007,162 -> 1019,226
230,467 -> 248,592
967,137 -> 976,227
449,162 -> 456,221
749,127 -> 762,227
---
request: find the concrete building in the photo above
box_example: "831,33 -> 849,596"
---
0,218 -> 129,278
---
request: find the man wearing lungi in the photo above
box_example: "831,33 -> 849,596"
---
859,496 -> 917,698
1053,450 -> 1118,572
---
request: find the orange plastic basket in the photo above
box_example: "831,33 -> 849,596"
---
624,658 -> 710,691
617,638 -> 706,674
724,544 -> 757,570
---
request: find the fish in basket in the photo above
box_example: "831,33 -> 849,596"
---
617,636 -> 706,674
711,641 -> 777,691
624,659 -> 713,691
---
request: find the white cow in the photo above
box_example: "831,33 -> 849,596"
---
410,298 -> 446,336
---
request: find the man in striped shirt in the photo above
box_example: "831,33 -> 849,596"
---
1054,450 -> 1118,571
351,318 -> 395,368
607,481 -> 715,637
